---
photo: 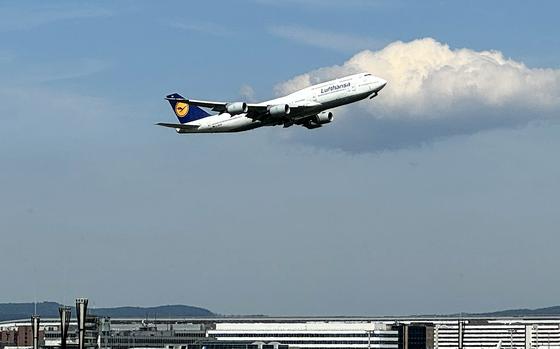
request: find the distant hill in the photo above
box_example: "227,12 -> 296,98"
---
2,302 -> 560,322
474,306 -> 560,317
91,305 -> 214,318
0,302 -> 214,321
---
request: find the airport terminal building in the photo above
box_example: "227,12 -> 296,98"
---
1,317 -> 559,349
431,318 -> 560,349
208,321 -> 402,349
207,318 -> 559,349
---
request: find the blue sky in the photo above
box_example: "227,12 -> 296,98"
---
1,0 -> 560,315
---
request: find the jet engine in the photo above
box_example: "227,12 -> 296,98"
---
314,111 -> 334,124
226,102 -> 248,115
268,104 -> 290,117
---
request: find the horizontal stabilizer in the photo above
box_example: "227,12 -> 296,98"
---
155,122 -> 200,130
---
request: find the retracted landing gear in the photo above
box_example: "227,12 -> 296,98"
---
283,116 -> 294,128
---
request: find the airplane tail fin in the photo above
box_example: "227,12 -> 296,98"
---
165,93 -> 211,124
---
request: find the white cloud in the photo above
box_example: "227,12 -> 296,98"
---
274,38 -> 560,151
277,38 -> 560,114
269,25 -> 385,53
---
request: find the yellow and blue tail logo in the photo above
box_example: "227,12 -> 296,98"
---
166,93 -> 210,124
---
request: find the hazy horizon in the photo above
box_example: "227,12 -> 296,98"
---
3,300 -> 560,318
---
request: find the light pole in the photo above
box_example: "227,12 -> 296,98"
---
59,306 -> 71,349
76,298 -> 88,349
31,315 -> 40,349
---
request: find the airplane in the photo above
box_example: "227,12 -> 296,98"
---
156,72 -> 387,133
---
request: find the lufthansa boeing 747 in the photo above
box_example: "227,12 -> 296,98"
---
157,73 -> 386,133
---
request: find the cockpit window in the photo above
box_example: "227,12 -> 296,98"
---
364,73 -> 372,76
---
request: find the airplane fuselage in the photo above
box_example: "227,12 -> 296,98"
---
165,73 -> 386,133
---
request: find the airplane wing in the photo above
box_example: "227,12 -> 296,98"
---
165,94 -> 319,119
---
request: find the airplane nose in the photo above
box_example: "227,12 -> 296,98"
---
377,79 -> 387,91
370,79 -> 387,93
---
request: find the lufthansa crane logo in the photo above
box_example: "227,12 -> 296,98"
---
175,102 -> 189,117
